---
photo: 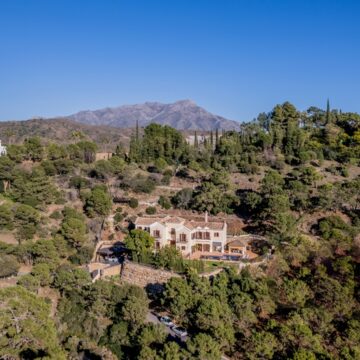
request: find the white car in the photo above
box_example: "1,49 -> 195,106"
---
159,316 -> 174,328
172,326 -> 188,337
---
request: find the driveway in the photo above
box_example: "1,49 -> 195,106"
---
146,311 -> 188,342
146,311 -> 230,359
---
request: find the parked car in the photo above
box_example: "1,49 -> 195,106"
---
172,326 -> 188,337
159,316 -> 174,327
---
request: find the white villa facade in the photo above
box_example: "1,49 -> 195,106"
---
134,213 -> 227,257
0,141 -> 6,156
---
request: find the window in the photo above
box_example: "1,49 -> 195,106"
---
181,246 -> 186,251
153,230 -> 160,238
214,232 -> 219,237
179,234 -> 187,242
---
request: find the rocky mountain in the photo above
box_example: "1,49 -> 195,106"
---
0,118 -> 132,151
68,100 -> 241,131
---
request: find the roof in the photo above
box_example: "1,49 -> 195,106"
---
134,217 -> 166,226
184,220 -> 225,230
134,215 -> 226,231
226,238 -> 247,248
97,244 -> 128,255
134,215 -> 184,226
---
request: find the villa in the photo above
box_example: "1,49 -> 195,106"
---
134,213 -> 233,257
0,141 -> 7,156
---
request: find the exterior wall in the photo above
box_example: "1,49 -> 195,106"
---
149,223 -> 167,247
228,245 -> 246,255
175,227 -> 192,255
0,141 -> 7,156
189,224 -> 227,253
101,264 -> 121,277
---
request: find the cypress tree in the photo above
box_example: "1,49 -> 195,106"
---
215,128 -> 219,147
203,136 -> 208,148
194,131 -> 199,148
326,99 -> 331,125
135,119 -> 139,141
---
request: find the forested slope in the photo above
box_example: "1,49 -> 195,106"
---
0,101 -> 359,359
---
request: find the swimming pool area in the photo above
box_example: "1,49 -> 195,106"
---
200,254 -> 246,262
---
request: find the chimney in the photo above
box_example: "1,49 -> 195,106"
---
205,211 -> 208,223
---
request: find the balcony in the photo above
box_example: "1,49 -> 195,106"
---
191,232 -> 211,240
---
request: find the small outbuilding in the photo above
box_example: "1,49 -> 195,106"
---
226,237 -> 247,256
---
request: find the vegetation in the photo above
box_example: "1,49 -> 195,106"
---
0,101 -> 359,359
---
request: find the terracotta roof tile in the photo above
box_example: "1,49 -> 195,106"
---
226,237 -> 247,247
134,216 -> 226,230
184,220 -> 225,230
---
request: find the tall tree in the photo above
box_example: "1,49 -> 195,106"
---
0,286 -> 66,359
194,131 -> 199,148
326,98 -> 331,125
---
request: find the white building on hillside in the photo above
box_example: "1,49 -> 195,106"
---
134,213 -> 227,256
0,141 -> 7,156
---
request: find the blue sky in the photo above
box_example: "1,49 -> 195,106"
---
1,0 -> 359,122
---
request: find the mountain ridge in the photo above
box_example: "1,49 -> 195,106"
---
68,100 -> 241,131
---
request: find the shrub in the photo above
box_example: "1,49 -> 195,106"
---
145,206 -> 156,215
161,174 -> 171,185
121,175 -> 156,194
17,274 -> 40,292
69,176 -> 90,190
340,166 -> 349,177
158,195 -> 171,210
163,168 -> 174,177
129,198 -> 139,209
114,212 -> 124,223
0,255 -> 20,278
50,210 -> 62,220
0,204 -> 14,230
31,263 -> 52,286
271,159 -> 285,170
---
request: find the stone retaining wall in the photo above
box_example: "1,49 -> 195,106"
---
102,264 -> 121,277
120,261 -> 181,288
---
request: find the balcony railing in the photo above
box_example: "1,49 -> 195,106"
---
191,232 -> 211,240
177,239 -> 188,243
